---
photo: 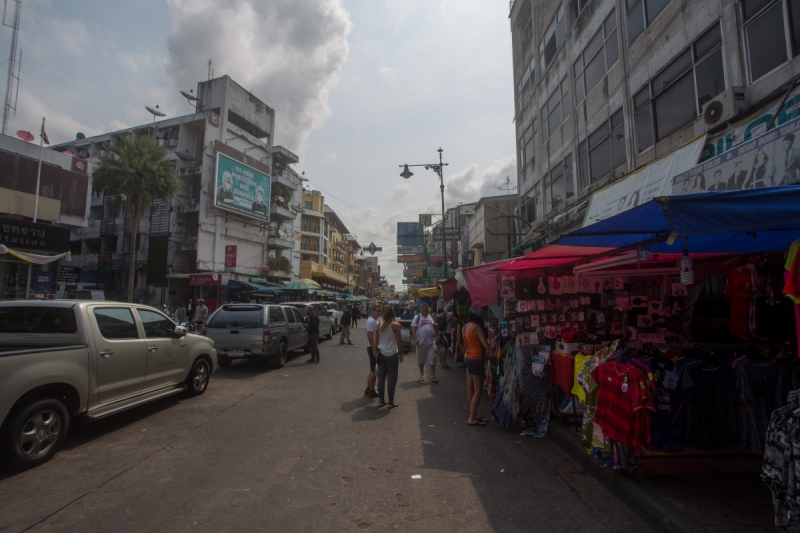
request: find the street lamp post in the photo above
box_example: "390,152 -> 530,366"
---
399,148 -> 449,279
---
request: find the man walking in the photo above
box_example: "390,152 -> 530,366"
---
303,305 -> 321,364
412,303 -> 439,383
340,306 -> 353,345
352,306 -> 359,328
186,298 -> 195,321
194,299 -> 209,325
364,304 -> 381,397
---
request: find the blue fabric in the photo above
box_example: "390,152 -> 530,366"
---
557,187 -> 800,253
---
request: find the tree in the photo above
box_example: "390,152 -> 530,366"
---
92,135 -> 178,302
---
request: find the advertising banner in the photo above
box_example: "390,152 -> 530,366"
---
397,222 -> 425,245
419,214 -> 432,227
0,217 -> 70,253
459,205 -> 475,216
397,245 -> 426,254
426,266 -> 446,279
672,115 -> 800,194
215,153 -> 271,222
405,267 -> 425,277
582,136 -> 706,227
189,273 -> 223,286
224,245 -> 238,268
432,227 -> 462,239
397,254 -> 427,263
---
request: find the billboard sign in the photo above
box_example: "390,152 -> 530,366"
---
405,267 -> 425,277
433,227 -> 462,239
672,115 -> 800,194
397,245 -> 425,254
459,205 -> 475,216
215,153 -> 271,222
397,254 -> 427,263
427,266 -> 445,279
397,222 -> 425,245
57,265 -> 81,283
419,214 -> 432,227
224,245 -> 237,268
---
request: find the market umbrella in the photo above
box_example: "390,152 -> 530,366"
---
282,281 -> 320,290
297,278 -> 321,288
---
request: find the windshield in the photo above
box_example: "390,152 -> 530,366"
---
206,305 -> 263,328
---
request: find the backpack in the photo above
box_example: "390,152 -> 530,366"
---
437,311 -> 448,331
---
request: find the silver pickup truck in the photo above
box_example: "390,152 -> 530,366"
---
0,301 -> 217,471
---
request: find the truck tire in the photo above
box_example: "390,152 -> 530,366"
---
1,397 -> 70,471
186,358 -> 210,396
274,341 -> 287,368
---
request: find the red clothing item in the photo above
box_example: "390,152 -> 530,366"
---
725,267 -> 753,340
590,362 -> 656,453
550,351 -> 574,394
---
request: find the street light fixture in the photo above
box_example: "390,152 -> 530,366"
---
398,148 -> 449,278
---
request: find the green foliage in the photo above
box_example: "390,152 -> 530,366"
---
271,182 -> 293,208
268,254 -> 293,273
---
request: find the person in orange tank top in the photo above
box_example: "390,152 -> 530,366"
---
463,311 -> 491,426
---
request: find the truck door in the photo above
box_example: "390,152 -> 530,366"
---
136,308 -> 190,390
90,307 -> 148,403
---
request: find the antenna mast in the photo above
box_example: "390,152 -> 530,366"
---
2,0 -> 22,135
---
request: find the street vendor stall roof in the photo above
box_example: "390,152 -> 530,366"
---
555,186 -> 800,254
494,244 -> 615,271
417,287 -> 441,298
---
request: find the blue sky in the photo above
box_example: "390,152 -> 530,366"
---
1,0 -> 516,287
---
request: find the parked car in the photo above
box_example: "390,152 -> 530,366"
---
204,304 -> 308,368
283,302 -> 335,340
319,302 -> 343,331
0,300 -> 217,471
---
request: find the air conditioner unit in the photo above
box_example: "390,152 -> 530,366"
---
702,87 -> 747,127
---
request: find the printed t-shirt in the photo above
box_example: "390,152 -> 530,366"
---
411,314 -> 437,345
550,351 -> 574,394
571,353 -> 592,403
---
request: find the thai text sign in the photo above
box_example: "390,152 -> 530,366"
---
432,227 -> 462,239
189,273 -> 222,286
426,267 -> 445,279
405,267 -> 424,277
397,254 -> 426,263
0,217 -> 70,253
224,245 -> 237,268
215,153 -> 271,222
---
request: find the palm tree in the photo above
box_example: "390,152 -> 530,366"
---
92,135 -> 178,302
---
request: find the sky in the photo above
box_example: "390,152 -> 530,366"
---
0,0 -> 516,289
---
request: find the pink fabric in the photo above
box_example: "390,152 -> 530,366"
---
461,259 -> 514,307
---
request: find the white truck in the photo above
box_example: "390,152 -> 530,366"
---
0,300 -> 217,471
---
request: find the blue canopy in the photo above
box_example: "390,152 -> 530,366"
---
556,186 -> 800,254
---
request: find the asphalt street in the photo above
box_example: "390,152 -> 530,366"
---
0,334 -> 656,533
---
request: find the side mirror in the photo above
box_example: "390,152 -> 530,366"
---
174,325 -> 188,337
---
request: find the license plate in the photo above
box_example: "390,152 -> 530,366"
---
227,350 -> 245,357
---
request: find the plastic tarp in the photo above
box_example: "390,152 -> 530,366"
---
557,186 -> 800,254
459,259 -> 514,308
495,244 -> 615,272
439,277 -> 459,302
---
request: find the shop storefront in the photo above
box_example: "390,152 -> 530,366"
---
0,217 -> 71,300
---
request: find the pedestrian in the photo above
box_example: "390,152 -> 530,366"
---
375,305 -> 403,408
352,306 -> 359,328
340,306 -> 353,345
400,307 -> 414,320
364,304 -> 381,398
464,310 -> 491,426
194,299 -> 209,325
303,305 -> 321,364
186,298 -> 195,320
438,305 -> 453,369
411,303 -> 439,383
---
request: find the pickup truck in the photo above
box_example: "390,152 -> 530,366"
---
205,304 -> 308,367
0,301 -> 217,471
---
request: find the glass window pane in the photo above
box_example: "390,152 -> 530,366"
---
285,308 -> 296,323
611,108 -> 625,129
576,73 -> 586,102
137,309 -> 175,339
94,308 -> 139,340
550,173 -> 566,209
635,105 -> 654,151
541,107 -> 549,139
585,27 -> 605,59
561,87 -> 572,117
633,86 -> 650,111
555,16 -> 566,46
743,0 -> 775,21
611,125 -> 627,167
791,0 -> 800,55
605,8 -> 617,34
654,71 -> 696,140
585,49 -> 607,93
574,57 -> 583,76
652,49 -> 692,96
645,0 -> 671,24
747,2 -> 788,81
694,23 -> 722,60
548,107 -> 562,137
578,154 -> 591,190
525,136 -> 535,163
269,307 -> 285,323
548,89 -> 561,112
695,48 -> 725,110
628,0 -> 645,43
589,137 -> 613,181
544,34 -> 557,67
588,124 -> 608,149
0,306 -> 78,334
606,29 -> 620,68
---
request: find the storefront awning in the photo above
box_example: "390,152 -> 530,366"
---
556,186 -> 800,254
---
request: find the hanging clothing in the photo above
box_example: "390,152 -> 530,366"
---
550,351 -> 574,394
681,362 -> 738,450
762,390 -> 800,532
571,353 -> 592,403
726,266 -> 754,340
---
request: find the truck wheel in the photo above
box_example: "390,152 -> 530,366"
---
274,341 -> 288,368
187,358 -> 210,396
217,355 -> 232,368
1,398 -> 70,471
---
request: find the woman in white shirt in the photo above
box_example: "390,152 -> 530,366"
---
375,305 -> 404,408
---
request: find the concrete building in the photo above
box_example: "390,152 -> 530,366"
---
467,194 -> 519,265
509,0 -> 800,249
53,75 -> 304,307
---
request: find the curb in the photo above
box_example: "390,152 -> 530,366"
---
547,422 -> 705,533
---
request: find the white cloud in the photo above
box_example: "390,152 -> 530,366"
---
325,151 -> 338,163
390,184 -> 411,201
164,0 -> 352,153
443,155 -> 517,204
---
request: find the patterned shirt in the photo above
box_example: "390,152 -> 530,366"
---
591,361 -> 655,453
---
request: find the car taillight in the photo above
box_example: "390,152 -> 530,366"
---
263,329 -> 271,345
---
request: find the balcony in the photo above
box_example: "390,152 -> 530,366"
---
271,167 -> 301,190
176,198 -> 200,214
301,225 -> 320,234
267,228 -> 294,250
300,261 -> 348,286
301,244 -> 320,252
270,203 -> 295,222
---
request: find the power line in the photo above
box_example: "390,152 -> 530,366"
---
20,65 -> 99,132
87,0 -> 145,125
50,0 -> 130,126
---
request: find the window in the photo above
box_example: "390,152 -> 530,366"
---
207,305 -> 263,328
543,154 -> 574,212
136,309 -> 175,338
541,79 -> 571,141
539,4 -> 566,71
0,307 -> 77,334
94,308 -> 139,340
571,0 -> 589,20
303,254 -> 310,261
574,10 -> 619,102
518,123 -> 536,184
303,218 -> 311,228
285,307 -> 296,323
627,0 -> 672,43
522,185 -> 540,223
303,237 -> 311,246
268,307 -> 285,323
578,109 -> 626,190
633,23 -> 724,151
304,201 -> 312,209
743,0 -> 800,81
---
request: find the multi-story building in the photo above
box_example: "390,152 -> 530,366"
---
0,134 -> 90,299
53,75 -> 303,307
467,194 -> 519,265
510,0 -> 800,249
343,234 -> 364,294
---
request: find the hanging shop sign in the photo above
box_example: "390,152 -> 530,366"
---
419,214 -> 432,227
397,254 -> 427,263
224,245 -> 237,268
432,227 -> 462,239
214,153 -> 271,222
0,217 -> 70,253
405,267 -> 425,277
426,266 -> 446,279
189,273 -> 222,286
57,265 -> 81,283
397,245 -> 425,254
672,114 -> 800,194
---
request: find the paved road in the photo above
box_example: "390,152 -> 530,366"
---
0,336 -> 656,533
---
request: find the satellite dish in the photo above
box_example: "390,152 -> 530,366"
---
174,151 -> 196,162
145,105 -> 166,119
16,130 -> 34,142
76,132 -> 85,140
180,90 -> 198,102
